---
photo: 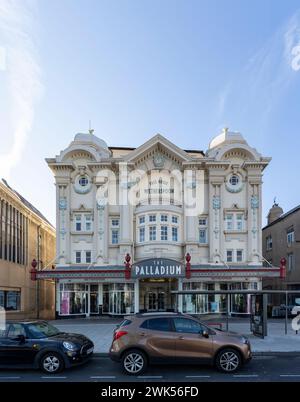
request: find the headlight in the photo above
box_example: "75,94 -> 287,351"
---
63,341 -> 77,351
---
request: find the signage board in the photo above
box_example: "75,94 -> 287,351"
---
250,294 -> 268,338
131,258 -> 185,278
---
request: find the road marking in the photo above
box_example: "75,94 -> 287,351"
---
41,376 -> 67,379
0,376 -> 21,379
233,374 -> 258,378
186,375 -> 211,378
90,376 -> 116,379
137,375 -> 163,379
280,374 -> 300,377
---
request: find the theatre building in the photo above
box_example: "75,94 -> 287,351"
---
39,129 -> 280,317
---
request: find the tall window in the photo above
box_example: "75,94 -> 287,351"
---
112,230 -> 119,244
287,228 -> 295,245
139,216 -> 145,224
199,216 -> 208,244
266,235 -> 272,251
75,251 -> 81,264
172,216 -> 178,224
288,253 -> 294,272
85,215 -> 92,231
226,214 -> 233,230
139,227 -> 145,242
172,227 -> 178,242
110,217 -> 120,244
161,214 -> 168,222
236,214 -> 243,231
85,251 -> 91,264
149,226 -> 156,241
161,226 -> 168,241
226,250 -> 233,262
75,215 -> 82,231
236,249 -> 243,262
199,229 -> 207,244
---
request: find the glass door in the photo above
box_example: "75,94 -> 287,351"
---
90,285 -> 99,315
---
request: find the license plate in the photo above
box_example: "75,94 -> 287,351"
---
87,347 -> 94,355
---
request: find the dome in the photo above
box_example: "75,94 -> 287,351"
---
267,201 -> 283,225
74,132 -> 109,150
208,128 -> 246,150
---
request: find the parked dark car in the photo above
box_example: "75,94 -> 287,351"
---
0,321 -> 94,374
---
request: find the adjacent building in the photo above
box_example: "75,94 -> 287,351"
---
263,202 -> 300,306
0,179 -> 56,320
39,129 -> 280,318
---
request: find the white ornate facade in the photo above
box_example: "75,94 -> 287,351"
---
39,129 -> 280,317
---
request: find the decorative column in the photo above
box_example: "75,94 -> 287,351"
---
96,189 -> 108,264
58,184 -> 68,265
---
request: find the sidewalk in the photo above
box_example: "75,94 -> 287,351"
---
50,317 -> 300,354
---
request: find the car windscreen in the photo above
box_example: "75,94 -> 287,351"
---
26,322 -> 61,339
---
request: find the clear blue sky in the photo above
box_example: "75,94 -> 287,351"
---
1,0 -> 300,226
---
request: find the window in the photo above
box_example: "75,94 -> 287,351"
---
7,323 -> 26,338
111,219 -> 119,227
236,249 -> 243,262
149,226 -> 156,241
161,214 -> 168,222
173,318 -> 203,334
229,174 -> 239,186
139,227 -> 145,242
266,235 -> 272,251
140,318 -> 171,332
161,226 -> 168,241
199,218 -> 207,226
75,251 -> 81,264
112,229 -> 119,244
172,227 -> 178,242
75,215 -> 82,231
85,251 -> 92,264
172,216 -> 178,224
79,176 -> 89,187
149,215 -> 156,222
226,214 -> 233,230
0,290 -> 21,311
236,214 -> 243,231
288,253 -> 294,272
199,229 -> 207,244
139,216 -> 145,224
226,250 -> 233,262
85,215 -> 92,231
287,228 -> 295,245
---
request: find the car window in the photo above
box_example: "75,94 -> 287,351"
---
118,319 -> 132,328
0,324 -> 9,338
173,318 -> 203,334
26,322 -> 60,339
140,318 -> 171,332
7,323 -> 26,338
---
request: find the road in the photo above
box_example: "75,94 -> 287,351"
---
0,354 -> 300,382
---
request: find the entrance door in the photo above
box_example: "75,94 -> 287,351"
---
147,289 -> 166,312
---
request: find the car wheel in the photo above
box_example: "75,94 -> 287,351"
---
40,352 -> 64,374
122,349 -> 147,375
215,348 -> 241,373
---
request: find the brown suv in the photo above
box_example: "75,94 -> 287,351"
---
109,313 -> 251,375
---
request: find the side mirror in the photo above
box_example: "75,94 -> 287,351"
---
202,330 -> 209,338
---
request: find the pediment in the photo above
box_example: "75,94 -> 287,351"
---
123,134 -> 193,167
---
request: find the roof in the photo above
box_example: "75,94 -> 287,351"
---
1,179 -> 54,228
109,146 -> 205,156
263,204 -> 300,230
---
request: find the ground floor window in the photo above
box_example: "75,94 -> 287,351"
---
0,289 -> 21,311
102,283 -> 135,315
182,281 -> 259,315
59,283 -> 88,315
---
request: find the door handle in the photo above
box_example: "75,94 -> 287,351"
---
139,332 -> 146,337
178,336 -> 185,340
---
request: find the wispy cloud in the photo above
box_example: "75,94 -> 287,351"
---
0,0 -> 43,179
216,9 -> 300,132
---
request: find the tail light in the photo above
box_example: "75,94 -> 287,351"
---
113,330 -> 128,341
